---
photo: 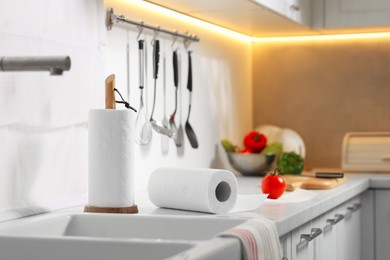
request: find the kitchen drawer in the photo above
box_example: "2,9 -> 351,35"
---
290,196 -> 362,260
291,220 -> 318,260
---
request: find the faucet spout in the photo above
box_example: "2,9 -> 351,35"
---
0,56 -> 71,75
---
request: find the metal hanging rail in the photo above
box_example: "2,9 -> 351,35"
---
106,8 -> 200,43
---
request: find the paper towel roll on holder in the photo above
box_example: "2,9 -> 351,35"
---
84,74 -> 138,214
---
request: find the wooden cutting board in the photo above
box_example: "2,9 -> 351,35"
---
283,175 -> 346,191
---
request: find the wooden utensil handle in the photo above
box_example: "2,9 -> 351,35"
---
105,74 -> 116,109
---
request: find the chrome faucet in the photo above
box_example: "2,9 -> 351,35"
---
0,56 -> 71,75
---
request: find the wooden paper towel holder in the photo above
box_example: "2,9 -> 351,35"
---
84,74 -> 138,214
84,205 -> 138,214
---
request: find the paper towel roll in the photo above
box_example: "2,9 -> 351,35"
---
148,167 -> 238,214
88,109 -> 135,207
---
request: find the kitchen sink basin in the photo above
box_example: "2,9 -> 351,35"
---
0,236 -> 195,260
0,213 -> 245,240
0,212 -> 244,260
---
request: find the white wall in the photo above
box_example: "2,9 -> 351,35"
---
0,0 -> 253,221
0,0 -> 105,220
105,0 -> 253,191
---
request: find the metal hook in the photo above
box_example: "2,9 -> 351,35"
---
151,26 -> 161,46
183,32 -> 192,50
171,31 -> 178,51
136,21 -> 144,40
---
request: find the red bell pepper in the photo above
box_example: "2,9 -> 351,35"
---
243,131 -> 267,153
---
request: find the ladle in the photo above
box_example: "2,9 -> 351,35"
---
150,39 -> 175,138
169,50 -> 181,147
185,51 -> 199,148
134,40 -> 152,145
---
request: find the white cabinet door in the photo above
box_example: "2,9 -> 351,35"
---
333,197 -> 362,260
344,200 -> 361,260
280,233 -> 292,260
315,209 -> 339,260
250,0 -> 311,27
360,190 -> 375,260
286,0 -> 311,27
375,190 -> 390,260
325,196 -> 362,260
314,0 -> 390,28
291,221 -> 321,260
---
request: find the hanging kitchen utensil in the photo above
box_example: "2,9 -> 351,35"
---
126,30 -> 131,101
161,54 -> 169,153
177,51 -> 184,147
169,49 -> 181,147
134,39 -> 152,145
185,51 -> 199,148
150,39 -> 175,138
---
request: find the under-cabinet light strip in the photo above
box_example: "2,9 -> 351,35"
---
126,0 -> 252,42
130,0 -> 390,43
253,31 -> 390,43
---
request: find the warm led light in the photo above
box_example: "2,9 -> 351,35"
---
253,32 -> 390,43
125,0 -> 252,42
124,0 -> 390,43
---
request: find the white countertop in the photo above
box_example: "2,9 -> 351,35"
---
132,173 -> 390,236
33,173 -> 390,237
235,174 -> 372,236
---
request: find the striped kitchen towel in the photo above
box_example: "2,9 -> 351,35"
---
220,217 -> 282,260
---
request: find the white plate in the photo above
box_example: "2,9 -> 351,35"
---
264,188 -> 316,203
269,128 -> 306,158
255,124 -> 281,141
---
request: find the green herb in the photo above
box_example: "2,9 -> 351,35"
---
277,151 -> 304,175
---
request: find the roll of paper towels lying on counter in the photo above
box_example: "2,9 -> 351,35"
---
148,167 -> 238,214
88,109 -> 135,208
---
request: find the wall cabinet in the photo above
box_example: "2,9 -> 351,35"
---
145,0 -> 313,37
146,0 -> 390,37
249,0 -> 311,27
313,0 -> 390,29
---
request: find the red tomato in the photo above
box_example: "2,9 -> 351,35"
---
261,169 -> 285,199
243,131 -> 267,153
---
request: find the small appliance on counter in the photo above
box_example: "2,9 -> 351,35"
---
342,132 -> 390,173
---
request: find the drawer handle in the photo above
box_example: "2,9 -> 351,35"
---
296,228 -> 322,251
347,203 -> 361,212
327,214 -> 344,226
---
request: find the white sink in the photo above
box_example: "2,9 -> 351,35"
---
0,236 -> 194,260
0,212 -> 245,260
0,213 -> 244,240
